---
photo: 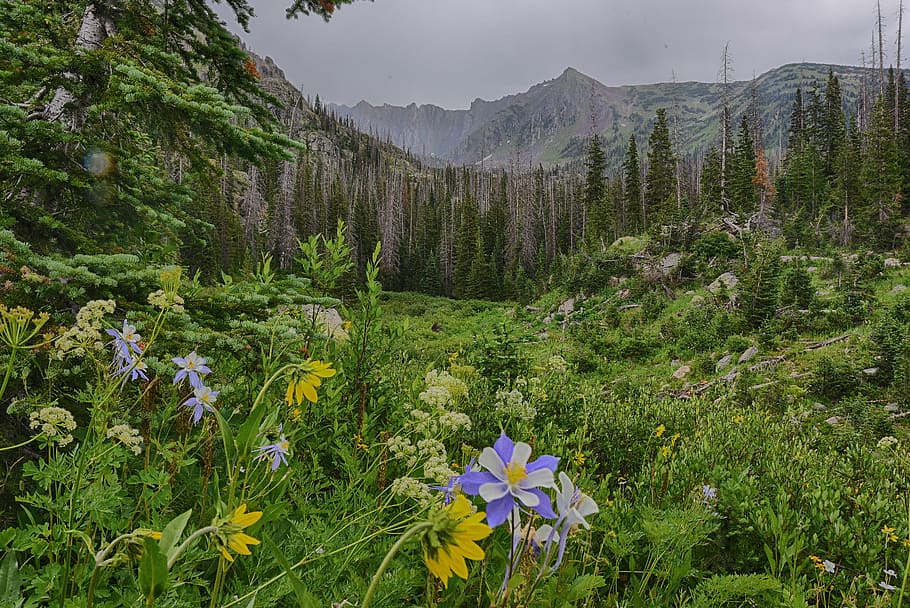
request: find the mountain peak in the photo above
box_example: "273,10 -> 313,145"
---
559,66 -> 594,82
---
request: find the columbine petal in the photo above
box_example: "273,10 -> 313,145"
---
492,432 -> 515,463
478,447 -> 507,479
522,467 -> 555,489
479,481 -> 509,502
510,441 -> 532,466
457,471 -> 497,495
485,495 -> 514,528
527,454 -> 560,473
527,488 -> 557,519
512,487 -> 541,507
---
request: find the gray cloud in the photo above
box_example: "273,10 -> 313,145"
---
216,0 -> 892,108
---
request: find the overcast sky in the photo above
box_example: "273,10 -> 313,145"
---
216,0 -> 894,109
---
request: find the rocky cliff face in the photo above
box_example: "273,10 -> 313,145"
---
331,63 -> 872,167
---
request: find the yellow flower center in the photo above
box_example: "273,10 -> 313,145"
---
279,440 -> 290,451
504,461 -> 527,485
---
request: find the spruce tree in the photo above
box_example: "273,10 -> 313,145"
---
583,133 -> 610,246
645,108 -> 676,225
730,116 -> 756,214
622,134 -> 643,234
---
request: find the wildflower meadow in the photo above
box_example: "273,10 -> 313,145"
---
3,225 -> 910,608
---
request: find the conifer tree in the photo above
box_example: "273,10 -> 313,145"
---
730,116 -> 757,214
645,109 -> 676,226
622,134 -> 643,234
583,133 -> 610,246
700,147 -> 723,218
861,97 -> 902,247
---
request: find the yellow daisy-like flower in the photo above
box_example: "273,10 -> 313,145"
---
654,424 -> 666,438
285,360 -> 336,406
214,504 -> 262,562
423,495 -> 492,589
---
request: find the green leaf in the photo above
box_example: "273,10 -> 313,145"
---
262,534 -> 317,607
138,538 -> 169,604
210,407 -> 236,465
159,509 -> 192,561
0,552 -> 20,602
566,575 -> 605,602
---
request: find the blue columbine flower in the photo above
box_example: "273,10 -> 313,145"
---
173,351 -> 212,389
106,320 -> 142,362
458,432 -> 558,527
254,428 -> 291,471
183,385 -> 218,425
536,471 -> 599,574
114,359 -> 148,382
431,457 -> 477,505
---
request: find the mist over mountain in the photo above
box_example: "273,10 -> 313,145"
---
330,64 -> 872,168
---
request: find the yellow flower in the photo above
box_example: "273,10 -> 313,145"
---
733,414 -> 744,425
448,351 -> 459,364
671,433 -> 681,446
285,359 -> 336,406
423,495 -> 492,589
573,452 -> 586,466
654,424 -> 666,438
660,445 -> 671,458
214,504 -> 262,562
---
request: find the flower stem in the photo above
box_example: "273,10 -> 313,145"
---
0,347 -> 17,403
168,525 -> 218,570
361,522 -> 433,608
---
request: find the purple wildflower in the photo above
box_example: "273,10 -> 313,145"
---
172,351 -> 212,389
536,471 -> 598,574
106,320 -> 142,362
183,385 -> 218,425
114,359 -> 148,382
254,428 -> 290,471
458,432 -> 558,527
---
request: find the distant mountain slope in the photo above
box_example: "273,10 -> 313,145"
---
330,63 -> 875,167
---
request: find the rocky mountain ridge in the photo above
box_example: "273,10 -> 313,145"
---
330,63 -> 875,167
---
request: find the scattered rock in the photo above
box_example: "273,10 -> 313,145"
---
659,253 -> 683,275
671,359 -> 681,367
863,367 -> 880,376
537,331 -> 549,340
685,290 -> 695,295
617,289 -> 631,300
543,315 -> 553,324
816,288 -> 831,297
525,305 -> 540,312
825,416 -> 842,426
715,354 -> 733,372
806,266 -> 818,273
884,257 -> 902,268
892,284 -> 907,294
558,298 -> 575,315
691,295 -> 705,306
300,304 -> 348,341
672,365 -> 691,380
738,346 -> 759,364
884,404 -> 900,412
809,256 -> 833,263
708,272 -> 738,294
812,402 -> 828,411
721,368 -> 739,383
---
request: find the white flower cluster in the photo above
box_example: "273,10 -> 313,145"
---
389,476 -> 432,505
877,435 -> 899,449
418,369 -> 467,407
55,299 -> 116,358
423,453 -> 455,484
388,434 -> 418,468
147,289 -> 185,313
29,406 -> 77,446
106,423 -> 143,455
546,355 -> 568,373
494,388 -> 537,421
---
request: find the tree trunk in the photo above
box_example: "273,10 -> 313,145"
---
44,4 -> 116,127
